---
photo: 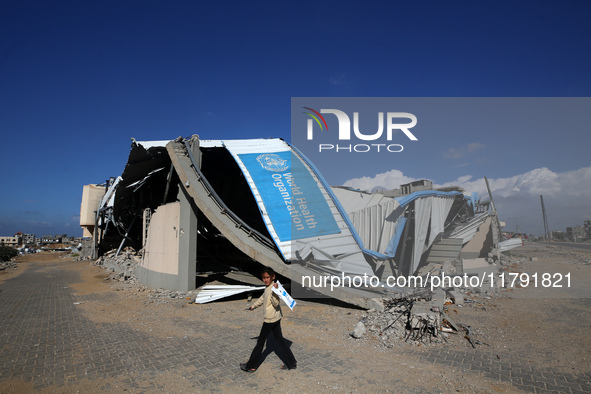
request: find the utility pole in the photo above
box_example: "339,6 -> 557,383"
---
540,195 -> 551,241
484,176 -> 502,259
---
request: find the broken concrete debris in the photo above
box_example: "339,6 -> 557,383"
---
350,321 -> 367,339
145,288 -> 199,305
92,247 -> 141,285
355,290 -> 485,348
350,251 -> 520,348
446,290 -> 464,306
0,259 -> 19,272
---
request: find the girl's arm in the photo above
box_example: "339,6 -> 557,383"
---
249,293 -> 264,310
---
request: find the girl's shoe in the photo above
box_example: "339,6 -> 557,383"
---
240,363 -> 256,373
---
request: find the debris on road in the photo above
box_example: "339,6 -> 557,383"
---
92,247 -> 141,285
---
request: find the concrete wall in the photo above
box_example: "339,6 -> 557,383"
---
80,184 -> 105,238
137,187 -> 198,291
141,202 -> 180,276
80,184 -> 105,226
460,217 -> 493,259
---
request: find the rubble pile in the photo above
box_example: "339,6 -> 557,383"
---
77,238 -> 94,260
0,259 -> 18,272
544,246 -> 591,265
92,247 -> 141,285
355,295 -> 448,347
499,253 -> 518,266
143,288 -> 198,305
85,247 -> 200,305
352,283 -> 495,348
89,247 -> 200,304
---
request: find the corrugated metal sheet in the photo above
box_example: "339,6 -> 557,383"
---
500,238 -> 523,252
450,212 -> 490,244
426,238 -> 463,263
331,187 -> 405,255
395,190 -> 464,207
195,285 -> 265,304
331,187 -> 389,213
99,176 -> 122,210
334,187 -> 461,274
348,199 -> 401,254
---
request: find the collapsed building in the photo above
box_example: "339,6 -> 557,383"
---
80,135 -> 509,309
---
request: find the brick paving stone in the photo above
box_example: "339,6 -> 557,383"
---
2,259 -> 589,392
402,345 -> 589,394
0,260 -> 362,391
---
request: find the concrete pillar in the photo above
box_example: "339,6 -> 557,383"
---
177,186 -> 198,291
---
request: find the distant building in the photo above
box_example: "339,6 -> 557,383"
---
584,220 -> 591,240
401,180 -> 433,195
66,236 -> 82,245
41,235 -> 63,245
0,236 -> 19,247
566,226 -> 586,242
23,233 -> 36,244
383,179 -> 434,197
552,231 -> 566,241
14,232 -> 24,245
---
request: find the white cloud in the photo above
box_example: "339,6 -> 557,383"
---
343,169 -> 418,192
443,142 -> 485,159
342,166 -> 591,235
436,167 -> 576,199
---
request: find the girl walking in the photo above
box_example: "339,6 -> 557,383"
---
240,267 -> 297,372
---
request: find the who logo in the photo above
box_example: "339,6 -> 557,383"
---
302,107 -> 418,153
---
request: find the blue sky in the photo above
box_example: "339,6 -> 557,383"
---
1,1 -> 590,237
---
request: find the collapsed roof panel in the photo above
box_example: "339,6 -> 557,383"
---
179,138 -> 378,276
334,187 -> 473,275
331,186 -> 391,213
166,137 -> 383,306
110,141 -> 175,231
449,212 -> 491,244
84,135 -> 502,308
223,140 -> 342,257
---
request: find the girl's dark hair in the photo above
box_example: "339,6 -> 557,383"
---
260,266 -> 276,277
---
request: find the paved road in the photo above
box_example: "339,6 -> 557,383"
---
1,255 -> 590,392
407,334 -> 591,393
0,259 -> 398,392
540,242 -> 591,252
